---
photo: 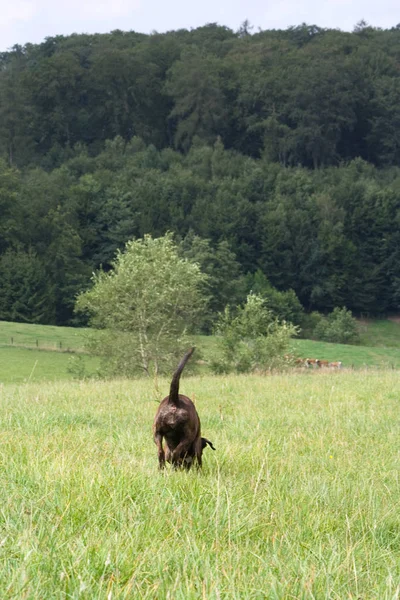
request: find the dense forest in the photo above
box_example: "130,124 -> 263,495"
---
0,21 -> 400,325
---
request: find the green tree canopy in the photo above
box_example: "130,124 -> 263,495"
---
76,233 -> 207,377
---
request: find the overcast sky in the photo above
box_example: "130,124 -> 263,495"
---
0,0 -> 399,52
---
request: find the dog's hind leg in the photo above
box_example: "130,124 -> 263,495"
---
194,437 -> 203,469
171,439 -> 194,468
154,432 -> 165,469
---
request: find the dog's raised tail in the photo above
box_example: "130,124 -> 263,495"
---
168,347 -> 195,405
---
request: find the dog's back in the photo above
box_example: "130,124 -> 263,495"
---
155,348 -> 199,440
153,348 -> 214,469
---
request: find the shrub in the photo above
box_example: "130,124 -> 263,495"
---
67,354 -> 87,380
211,293 -> 298,374
313,307 -> 360,344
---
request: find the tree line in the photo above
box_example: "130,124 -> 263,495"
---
0,23 -> 399,326
2,22 -> 400,170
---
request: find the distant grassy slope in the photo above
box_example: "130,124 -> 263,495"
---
357,318 -> 400,347
0,347 -> 100,384
0,319 -> 400,384
0,320 -> 87,351
292,339 -> 400,368
290,318 -> 400,368
196,335 -> 400,369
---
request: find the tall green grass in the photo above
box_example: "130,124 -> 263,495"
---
0,371 -> 399,598
0,347 -> 100,384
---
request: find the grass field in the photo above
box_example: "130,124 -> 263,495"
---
197,335 -> 400,369
0,371 -> 399,598
0,320 -> 87,351
0,347 -> 100,384
1,319 -> 400,385
358,317 -> 400,348
292,339 -> 400,369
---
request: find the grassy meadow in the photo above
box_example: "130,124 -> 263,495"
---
0,321 -> 100,384
1,318 -> 400,384
0,347 -> 100,384
0,371 -> 399,598
0,320 -> 88,352
358,317 -> 400,348
292,339 -> 400,369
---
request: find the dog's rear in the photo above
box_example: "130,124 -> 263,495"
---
153,348 -> 215,469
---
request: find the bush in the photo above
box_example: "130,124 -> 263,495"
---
211,293 -> 298,374
244,270 -> 305,327
313,307 -> 360,344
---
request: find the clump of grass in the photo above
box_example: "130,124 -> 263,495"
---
0,371 -> 399,597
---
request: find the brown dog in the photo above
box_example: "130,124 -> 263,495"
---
153,348 -> 215,470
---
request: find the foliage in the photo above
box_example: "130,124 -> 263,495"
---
1,141 -> 400,325
1,27 -> 400,324
0,248 -> 55,323
66,354 -> 90,380
244,269 -> 305,326
212,293 -> 298,373
0,159 -> 21,253
75,233 -> 207,377
165,48 -> 229,151
298,310 -> 325,339
2,25 -> 400,169
313,307 -> 360,344
179,231 -> 246,331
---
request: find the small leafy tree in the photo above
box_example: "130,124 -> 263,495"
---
313,307 -> 360,344
211,293 -> 298,374
75,233 -> 207,377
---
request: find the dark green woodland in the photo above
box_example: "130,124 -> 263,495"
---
1,21 -> 400,325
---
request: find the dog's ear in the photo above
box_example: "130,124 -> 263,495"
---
201,437 -> 216,451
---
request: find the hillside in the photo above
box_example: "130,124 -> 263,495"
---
1,24 -> 400,325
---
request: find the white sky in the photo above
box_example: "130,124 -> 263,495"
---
0,0 -> 399,52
